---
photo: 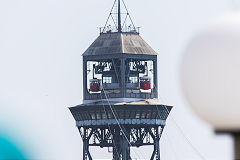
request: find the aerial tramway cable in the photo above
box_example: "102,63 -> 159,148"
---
101,85 -> 146,160
151,82 -> 206,160
99,93 -> 121,159
100,60 -> 205,159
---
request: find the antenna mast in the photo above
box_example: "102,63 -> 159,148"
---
118,0 -> 122,32
101,0 -> 139,34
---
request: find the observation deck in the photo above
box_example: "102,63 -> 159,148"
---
70,100 -> 172,127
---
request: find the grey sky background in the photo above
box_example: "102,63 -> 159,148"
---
0,0 -> 236,159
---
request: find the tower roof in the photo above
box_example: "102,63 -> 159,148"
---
82,32 -> 158,56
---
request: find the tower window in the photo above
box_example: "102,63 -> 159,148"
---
129,77 -> 138,83
103,77 -> 112,83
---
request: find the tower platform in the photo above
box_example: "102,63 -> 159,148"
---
70,100 -> 172,160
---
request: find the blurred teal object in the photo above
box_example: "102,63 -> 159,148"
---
0,134 -> 26,159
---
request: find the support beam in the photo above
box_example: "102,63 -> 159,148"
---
82,128 -> 93,160
156,127 -> 161,160
113,128 -> 121,160
150,145 -> 157,160
155,139 -> 160,160
149,127 -> 162,160
82,129 -> 88,160
78,126 -> 165,160
121,128 -> 131,160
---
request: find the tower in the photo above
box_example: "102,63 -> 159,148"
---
69,0 -> 172,159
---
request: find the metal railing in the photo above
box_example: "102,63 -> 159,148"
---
99,25 -> 140,34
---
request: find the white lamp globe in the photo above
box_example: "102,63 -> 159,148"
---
181,12 -> 240,132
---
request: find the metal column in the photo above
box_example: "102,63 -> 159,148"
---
121,127 -> 131,160
82,128 -> 93,160
150,127 -> 162,160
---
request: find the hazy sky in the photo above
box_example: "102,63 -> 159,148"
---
0,0 -> 236,159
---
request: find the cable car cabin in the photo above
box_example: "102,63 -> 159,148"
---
140,77 -> 151,90
89,79 -> 101,92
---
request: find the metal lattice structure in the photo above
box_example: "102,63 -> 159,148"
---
70,104 -> 172,160
79,126 -> 162,160
69,0 -> 172,159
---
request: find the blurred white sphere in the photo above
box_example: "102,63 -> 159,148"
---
181,12 -> 240,131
